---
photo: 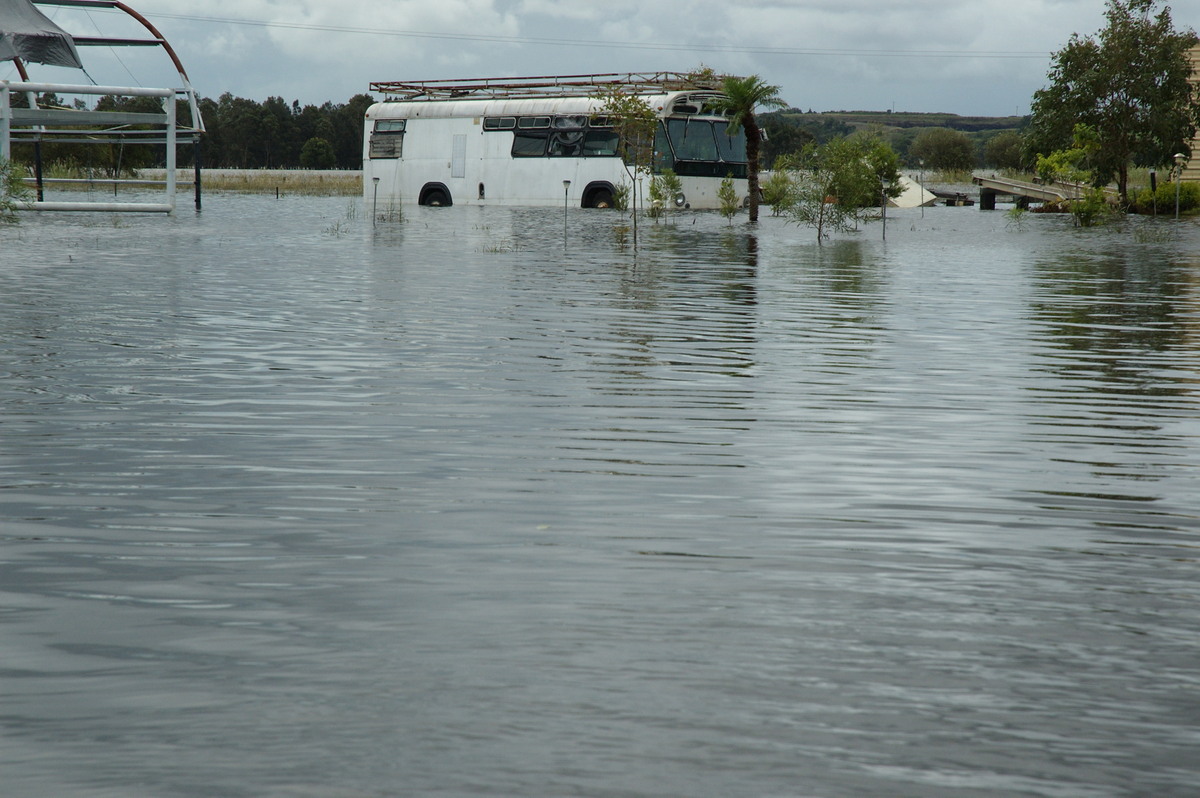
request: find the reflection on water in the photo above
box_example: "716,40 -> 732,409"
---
1025,244 -> 1200,524
1,198 -> 1199,797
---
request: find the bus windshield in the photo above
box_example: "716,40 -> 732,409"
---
667,119 -> 719,161
714,125 -> 747,164
660,118 -> 748,178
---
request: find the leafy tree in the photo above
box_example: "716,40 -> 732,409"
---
259,96 -> 298,166
908,127 -> 977,171
983,131 -> 1027,170
1034,124 -> 1117,226
711,73 -> 787,223
787,142 -> 856,243
1035,123 -> 1100,186
648,168 -> 682,220
852,133 -> 904,202
1025,0 -> 1200,203
300,137 -> 337,169
761,153 -> 800,215
787,137 -> 896,243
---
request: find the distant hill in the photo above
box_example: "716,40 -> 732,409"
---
768,109 -> 1027,135
759,109 -> 1029,168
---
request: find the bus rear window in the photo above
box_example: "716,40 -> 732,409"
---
369,119 -> 405,159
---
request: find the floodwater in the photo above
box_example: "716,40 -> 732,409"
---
2,194 -> 1199,798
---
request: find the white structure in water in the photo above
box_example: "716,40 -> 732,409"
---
0,0 -> 204,213
363,73 -> 751,210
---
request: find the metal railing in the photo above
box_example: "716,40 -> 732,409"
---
1,80 -> 181,213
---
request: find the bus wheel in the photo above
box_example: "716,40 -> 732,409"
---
590,189 -> 613,209
423,188 -> 451,207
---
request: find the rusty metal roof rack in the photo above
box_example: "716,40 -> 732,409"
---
369,72 -> 727,101
31,0 -> 203,133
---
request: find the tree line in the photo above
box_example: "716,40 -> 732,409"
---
759,115 -> 1027,173
6,91 -> 375,173
194,93 -> 375,169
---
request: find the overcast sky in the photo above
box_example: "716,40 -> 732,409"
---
7,0 -> 1195,116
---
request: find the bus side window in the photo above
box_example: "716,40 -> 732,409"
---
370,119 -> 406,159
581,129 -> 619,157
548,131 -> 585,157
512,131 -> 548,157
483,117 -> 517,130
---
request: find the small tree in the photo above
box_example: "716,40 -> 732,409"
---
648,168 -> 682,221
718,175 -> 740,224
761,153 -> 800,215
598,86 -> 659,249
858,135 -> 904,203
1026,0 -> 1200,204
788,137 -> 896,243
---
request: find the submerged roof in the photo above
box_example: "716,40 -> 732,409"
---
0,0 -> 82,68
370,72 -> 727,101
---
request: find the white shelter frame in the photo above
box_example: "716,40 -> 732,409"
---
1,79 -> 177,213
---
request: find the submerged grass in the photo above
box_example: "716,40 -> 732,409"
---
197,170 -> 361,196
17,163 -> 362,197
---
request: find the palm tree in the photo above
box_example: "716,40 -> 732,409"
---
714,75 -> 787,223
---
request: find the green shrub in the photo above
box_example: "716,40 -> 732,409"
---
1071,187 -> 1117,227
612,182 -> 630,212
1129,181 -> 1200,214
718,174 -> 740,224
761,167 -> 798,215
1,158 -> 30,223
648,168 -> 682,219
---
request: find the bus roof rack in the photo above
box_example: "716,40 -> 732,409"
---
369,72 -> 728,101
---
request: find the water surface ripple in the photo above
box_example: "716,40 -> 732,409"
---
2,197 -> 1199,797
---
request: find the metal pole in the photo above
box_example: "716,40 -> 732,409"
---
0,83 -> 10,163
372,177 -> 380,226
164,94 -> 176,214
34,142 -> 44,201
919,160 -> 924,218
563,179 -> 571,249
194,137 -> 202,211
881,178 -> 887,241
1175,154 -> 1185,220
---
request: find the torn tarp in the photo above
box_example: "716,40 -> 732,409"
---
0,0 -> 83,69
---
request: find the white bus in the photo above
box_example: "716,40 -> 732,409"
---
362,73 -> 749,210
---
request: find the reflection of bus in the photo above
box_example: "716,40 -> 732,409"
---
362,73 -> 748,209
